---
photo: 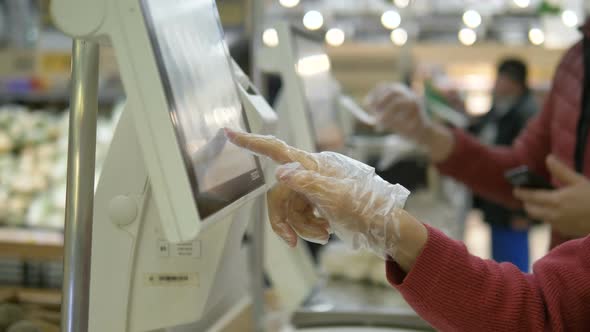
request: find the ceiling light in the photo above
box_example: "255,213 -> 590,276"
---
279,0 -> 300,8
325,28 -> 345,47
262,28 -> 279,47
528,28 -> 545,45
561,10 -> 579,28
462,10 -> 482,29
394,0 -> 410,9
296,55 -> 331,76
513,0 -> 530,8
458,28 -> 477,46
390,28 -> 408,46
303,10 -> 324,31
381,10 -> 401,30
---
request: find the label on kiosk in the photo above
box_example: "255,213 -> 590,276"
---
141,0 -> 264,220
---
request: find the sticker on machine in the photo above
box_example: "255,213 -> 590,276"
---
157,240 -> 201,258
172,240 -> 201,258
145,273 -> 199,286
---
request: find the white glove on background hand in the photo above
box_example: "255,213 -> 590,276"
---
225,129 -> 410,258
365,83 -> 433,143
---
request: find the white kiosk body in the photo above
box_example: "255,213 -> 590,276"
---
51,0 -> 277,330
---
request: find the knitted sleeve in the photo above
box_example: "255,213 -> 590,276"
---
386,225 -> 590,331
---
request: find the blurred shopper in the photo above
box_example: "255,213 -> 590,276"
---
365,19 -> 590,246
469,59 -> 538,271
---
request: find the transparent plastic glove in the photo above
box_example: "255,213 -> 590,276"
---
364,83 -> 432,143
225,129 -> 410,258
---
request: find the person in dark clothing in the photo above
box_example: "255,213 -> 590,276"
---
470,58 -> 539,271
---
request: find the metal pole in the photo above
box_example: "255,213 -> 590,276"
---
249,0 -> 265,92
247,1 -> 268,329
249,198 -> 267,332
61,39 -> 99,332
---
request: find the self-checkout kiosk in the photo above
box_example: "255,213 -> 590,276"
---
258,23 -> 377,152
51,0 -> 278,331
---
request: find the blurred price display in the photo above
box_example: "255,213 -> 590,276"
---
39,52 -> 71,75
0,51 -> 35,76
218,1 -> 245,28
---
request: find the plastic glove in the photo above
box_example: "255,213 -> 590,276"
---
225,129 -> 410,258
364,83 -> 432,143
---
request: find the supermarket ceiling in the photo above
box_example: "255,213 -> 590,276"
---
257,0 -> 585,48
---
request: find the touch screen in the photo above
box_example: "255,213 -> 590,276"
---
141,0 -> 264,219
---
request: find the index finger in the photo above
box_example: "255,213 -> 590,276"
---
225,128 -> 317,170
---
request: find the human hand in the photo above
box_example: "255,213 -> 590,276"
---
514,155 -> 590,237
364,83 -> 455,162
365,83 -> 429,139
225,129 -> 414,259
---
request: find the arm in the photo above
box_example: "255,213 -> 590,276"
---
226,130 -> 589,330
388,224 -> 590,331
365,82 -> 554,209
432,94 -> 553,208
226,130 -> 589,331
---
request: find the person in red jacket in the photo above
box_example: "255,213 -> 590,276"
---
365,20 -> 590,247
225,129 -> 590,331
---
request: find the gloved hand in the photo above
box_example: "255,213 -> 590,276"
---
365,82 -> 455,163
225,129 -> 410,258
364,83 -> 432,143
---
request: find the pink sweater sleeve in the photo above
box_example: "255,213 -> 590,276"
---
386,225 -> 590,331
436,91 -> 554,208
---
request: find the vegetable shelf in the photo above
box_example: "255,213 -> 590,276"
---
0,228 -> 62,261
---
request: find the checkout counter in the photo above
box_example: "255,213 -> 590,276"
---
51,0 -> 279,330
51,0 -> 435,330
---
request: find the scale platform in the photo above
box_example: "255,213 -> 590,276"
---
297,328 -> 422,332
292,279 -> 432,331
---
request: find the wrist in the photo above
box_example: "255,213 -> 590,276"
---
422,124 -> 454,163
390,209 -> 428,273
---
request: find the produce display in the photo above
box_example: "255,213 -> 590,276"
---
0,302 -> 59,332
0,303 -> 24,331
0,103 -> 123,230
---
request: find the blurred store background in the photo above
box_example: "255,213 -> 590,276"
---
0,0 -> 584,329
